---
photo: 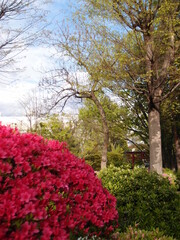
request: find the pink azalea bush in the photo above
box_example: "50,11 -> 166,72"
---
0,124 -> 118,239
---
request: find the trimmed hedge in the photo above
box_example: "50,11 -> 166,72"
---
99,165 -> 180,239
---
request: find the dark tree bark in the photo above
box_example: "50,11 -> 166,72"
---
174,125 -> 180,171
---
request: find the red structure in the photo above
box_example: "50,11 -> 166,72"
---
125,151 -> 149,169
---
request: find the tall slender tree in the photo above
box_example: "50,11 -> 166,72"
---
78,96 -> 128,155
41,22 -> 117,169
19,88 -> 48,131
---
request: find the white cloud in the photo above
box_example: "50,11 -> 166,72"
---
0,45 -> 56,117
0,0 -> 82,126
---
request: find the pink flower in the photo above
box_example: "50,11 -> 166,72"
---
34,209 -> 47,220
13,166 -> 23,177
24,201 -> 36,214
20,191 -> 31,203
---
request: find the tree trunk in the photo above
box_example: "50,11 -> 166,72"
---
148,108 -> 163,174
144,32 -> 163,174
91,92 -> 109,169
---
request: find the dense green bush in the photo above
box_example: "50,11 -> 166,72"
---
118,226 -> 175,240
99,166 -> 180,239
162,168 -> 177,187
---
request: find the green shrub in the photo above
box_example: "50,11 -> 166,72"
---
85,153 -> 131,171
118,226 -> 175,240
98,165 -> 180,239
85,154 -> 101,171
107,152 -> 130,168
162,168 -> 177,187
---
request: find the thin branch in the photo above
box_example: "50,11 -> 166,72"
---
124,138 -> 147,151
160,82 -> 180,102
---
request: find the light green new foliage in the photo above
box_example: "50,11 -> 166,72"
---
78,96 -> 128,152
162,168 -> 177,187
78,96 -> 128,169
34,114 -> 80,155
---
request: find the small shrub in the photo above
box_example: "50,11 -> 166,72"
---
119,226 -> 175,240
84,154 -> 101,171
98,165 -> 180,239
0,124 -> 118,239
162,168 -> 177,187
107,152 -> 129,168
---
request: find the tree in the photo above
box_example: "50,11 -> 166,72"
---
19,88 -> 48,131
81,0 -> 180,174
41,21 -> 118,169
76,96 -> 128,170
0,0 -> 48,85
78,96 -> 128,155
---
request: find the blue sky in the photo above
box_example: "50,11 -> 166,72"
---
0,0 -> 78,118
0,0 -> 125,121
